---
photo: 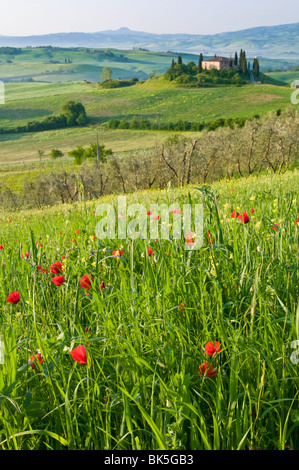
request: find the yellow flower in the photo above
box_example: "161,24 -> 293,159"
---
250,196 -> 256,201
255,221 -> 262,230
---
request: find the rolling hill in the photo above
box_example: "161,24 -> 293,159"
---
0,23 -> 299,58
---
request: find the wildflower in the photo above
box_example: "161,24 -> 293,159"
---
296,217 -> 299,225
250,208 -> 255,213
148,247 -> 153,256
231,210 -> 239,219
153,215 -> 160,221
0,245 -> 3,250
29,353 -> 43,370
112,250 -> 124,258
147,210 -> 152,216
75,230 -> 80,234
80,274 -> 93,289
21,252 -> 30,259
49,262 -> 64,274
272,223 -> 280,231
38,265 -> 48,274
198,362 -> 218,377
237,212 -> 250,224
100,281 -> 105,290
204,341 -> 221,357
70,345 -> 87,365
6,291 -> 21,304
51,275 -> 66,286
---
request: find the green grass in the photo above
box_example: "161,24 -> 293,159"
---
0,170 -> 298,450
265,70 -> 299,85
0,79 -> 294,163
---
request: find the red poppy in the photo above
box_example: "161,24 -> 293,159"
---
272,223 -> 280,231
237,212 -> 250,224
6,291 -> 21,304
75,230 -> 80,234
29,353 -> 43,370
198,362 -> 218,377
296,217 -> 299,225
147,210 -> 152,216
51,275 -> 66,286
100,281 -> 105,290
70,345 -> 87,365
251,208 -> 255,213
49,262 -> 64,274
153,215 -> 160,221
0,245 -> 3,250
80,274 -> 93,289
148,247 -> 153,256
112,250 -> 124,258
38,265 -> 48,274
204,341 -> 221,357
231,210 -> 239,219
21,252 -> 30,259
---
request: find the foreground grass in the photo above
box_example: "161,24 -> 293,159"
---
0,170 -> 298,450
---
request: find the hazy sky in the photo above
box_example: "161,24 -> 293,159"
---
0,0 -> 298,36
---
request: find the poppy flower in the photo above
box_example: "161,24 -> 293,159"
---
38,265 -> 48,274
231,210 -> 239,219
51,275 -> 66,286
171,209 -> 181,215
100,281 -> 105,290
148,247 -> 153,256
29,353 -> 43,370
250,208 -> 255,214
153,215 -> 160,221
75,230 -> 80,234
237,212 -> 250,224
112,250 -> 124,258
70,345 -> 87,365
80,274 -> 93,289
272,223 -> 280,231
296,217 -> 299,225
204,341 -> 221,357
49,262 -> 64,274
198,362 -> 218,378
147,210 -> 152,216
6,291 -> 21,304
0,245 -> 3,250
21,252 -> 30,259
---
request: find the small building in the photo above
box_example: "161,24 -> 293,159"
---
202,56 -> 233,71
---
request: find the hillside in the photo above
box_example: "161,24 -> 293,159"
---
0,23 -> 299,58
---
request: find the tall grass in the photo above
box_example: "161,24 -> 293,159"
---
0,170 -> 298,450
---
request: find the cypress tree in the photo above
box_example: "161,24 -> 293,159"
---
198,53 -> 203,73
234,51 -> 238,66
177,55 -> 182,65
253,57 -> 260,77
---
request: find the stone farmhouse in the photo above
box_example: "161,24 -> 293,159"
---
202,56 -> 234,71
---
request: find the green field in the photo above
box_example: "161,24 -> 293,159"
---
265,70 -> 299,85
0,170 -> 298,450
0,79 -> 294,163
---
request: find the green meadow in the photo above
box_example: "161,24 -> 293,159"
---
0,170 -> 298,450
0,79 -> 293,163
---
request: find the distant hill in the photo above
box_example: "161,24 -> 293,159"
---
0,23 -> 299,58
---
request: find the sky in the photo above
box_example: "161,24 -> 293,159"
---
0,0 -> 298,36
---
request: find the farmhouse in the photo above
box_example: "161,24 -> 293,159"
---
202,56 -> 232,71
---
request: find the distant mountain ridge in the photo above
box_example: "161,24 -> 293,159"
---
0,23 -> 298,58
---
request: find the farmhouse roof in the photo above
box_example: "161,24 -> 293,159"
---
203,56 -> 230,62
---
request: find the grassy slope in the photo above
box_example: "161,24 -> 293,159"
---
0,79 -> 293,163
265,70 -> 299,85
